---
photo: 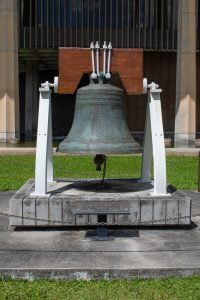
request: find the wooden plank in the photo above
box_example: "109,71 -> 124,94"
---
58,48 -> 143,95
59,48 -> 91,95
111,49 -> 143,95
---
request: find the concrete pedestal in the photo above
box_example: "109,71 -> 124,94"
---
10,179 -> 191,227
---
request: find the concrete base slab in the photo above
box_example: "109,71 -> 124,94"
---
9,179 -> 191,226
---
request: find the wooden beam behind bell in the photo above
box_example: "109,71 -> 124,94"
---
58,48 -> 143,95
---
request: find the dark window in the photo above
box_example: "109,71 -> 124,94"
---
19,0 -> 178,49
157,0 -> 177,30
20,0 -> 177,29
21,0 -> 36,27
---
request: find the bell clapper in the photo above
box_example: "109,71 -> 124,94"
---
100,155 -> 107,187
94,154 -> 107,190
94,154 -> 106,171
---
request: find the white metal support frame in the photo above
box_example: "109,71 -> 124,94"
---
141,79 -> 167,195
31,78 -> 58,196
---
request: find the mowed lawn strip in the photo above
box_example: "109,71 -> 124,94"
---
0,155 -> 198,190
0,277 -> 200,300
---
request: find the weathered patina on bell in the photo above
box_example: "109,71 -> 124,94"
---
58,82 -> 141,154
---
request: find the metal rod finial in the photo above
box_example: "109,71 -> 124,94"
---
103,41 -> 107,49
108,42 -> 112,49
95,41 -> 100,49
90,42 -> 94,49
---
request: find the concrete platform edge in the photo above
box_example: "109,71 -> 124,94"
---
0,147 -> 199,156
1,268 -> 200,280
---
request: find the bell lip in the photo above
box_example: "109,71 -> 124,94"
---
57,140 -> 142,155
57,147 -> 143,155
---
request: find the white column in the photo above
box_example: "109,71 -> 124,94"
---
0,0 -> 19,142
174,0 -> 196,147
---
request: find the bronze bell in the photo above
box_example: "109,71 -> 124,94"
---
58,82 -> 141,154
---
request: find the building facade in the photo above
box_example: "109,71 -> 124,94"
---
0,0 -> 198,147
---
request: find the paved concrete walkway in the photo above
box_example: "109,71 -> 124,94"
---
0,190 -> 200,279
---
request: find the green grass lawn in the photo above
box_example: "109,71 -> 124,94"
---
0,277 -> 200,300
0,155 -> 198,190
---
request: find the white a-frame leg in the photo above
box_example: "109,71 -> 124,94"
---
31,80 -> 58,197
141,81 -> 167,195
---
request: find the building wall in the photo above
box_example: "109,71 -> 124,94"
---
13,1 -> 200,145
126,52 -> 176,134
